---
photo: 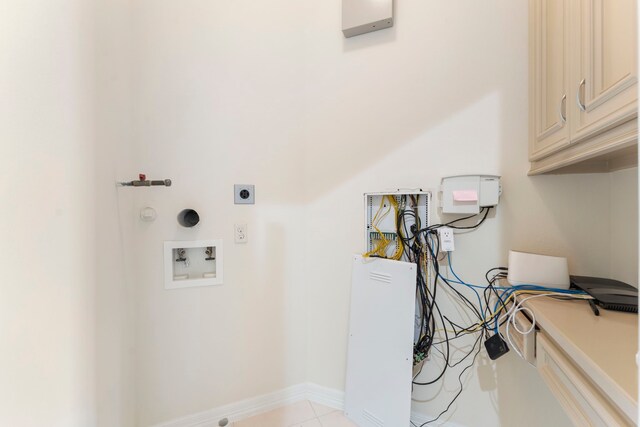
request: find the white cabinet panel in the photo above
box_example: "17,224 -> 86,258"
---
530,0 -> 571,160
572,0 -> 638,142
536,333 -> 635,427
344,256 -> 416,427
528,0 -> 638,174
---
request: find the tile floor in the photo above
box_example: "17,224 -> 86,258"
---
232,400 -> 357,427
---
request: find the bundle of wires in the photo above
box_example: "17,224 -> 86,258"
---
362,196 -> 591,426
495,286 -> 592,363
364,195 -> 404,260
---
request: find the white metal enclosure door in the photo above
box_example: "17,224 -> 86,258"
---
345,255 -> 417,427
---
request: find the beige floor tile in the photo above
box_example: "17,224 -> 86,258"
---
294,419 -> 322,427
309,401 -> 337,418
235,401 -> 316,427
317,411 -> 358,427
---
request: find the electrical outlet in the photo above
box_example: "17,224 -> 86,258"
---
234,184 -> 255,204
438,227 -> 455,252
235,223 -> 247,243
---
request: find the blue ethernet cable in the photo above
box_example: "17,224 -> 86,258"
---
443,250 -> 588,332
446,252 -> 485,321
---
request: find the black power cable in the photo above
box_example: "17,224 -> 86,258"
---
412,334 -> 483,427
375,197 -> 500,424
405,205 -> 498,422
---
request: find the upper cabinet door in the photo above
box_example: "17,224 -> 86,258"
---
571,0 -> 638,142
529,0 -> 571,161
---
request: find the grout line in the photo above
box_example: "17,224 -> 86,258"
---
287,400 -> 319,426
231,399 -> 347,427
309,401 -> 339,419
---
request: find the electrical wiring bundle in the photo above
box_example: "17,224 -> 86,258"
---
361,194 -> 591,425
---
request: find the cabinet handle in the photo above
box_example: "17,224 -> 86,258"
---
576,79 -> 586,112
559,94 -> 567,123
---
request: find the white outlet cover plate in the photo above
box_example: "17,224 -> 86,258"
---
235,223 -> 247,243
438,227 -> 455,252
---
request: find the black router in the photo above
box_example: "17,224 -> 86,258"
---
570,276 -> 638,313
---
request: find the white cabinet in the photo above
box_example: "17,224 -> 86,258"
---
529,0 -> 638,174
529,0 -> 571,160
519,297 -> 637,426
572,0 -> 637,140
536,333 -> 635,427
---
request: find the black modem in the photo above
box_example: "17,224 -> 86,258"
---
570,276 -> 638,313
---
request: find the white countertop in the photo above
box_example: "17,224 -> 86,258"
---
525,297 -> 638,422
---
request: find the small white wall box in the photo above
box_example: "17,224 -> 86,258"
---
364,190 -> 431,258
440,175 -> 501,214
164,240 -> 223,290
342,0 -> 393,38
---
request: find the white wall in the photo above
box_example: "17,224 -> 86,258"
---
1,1 -> 635,426
301,1 -> 635,426
610,167 -> 639,287
102,0 -> 637,425
94,0 -> 137,426
125,0 -> 639,425
128,1 -> 309,425
0,1 -> 97,426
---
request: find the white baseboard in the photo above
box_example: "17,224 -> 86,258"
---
152,382 -> 464,427
153,384 -> 308,427
305,382 -> 345,411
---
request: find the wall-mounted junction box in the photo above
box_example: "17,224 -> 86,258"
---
440,175 -> 501,214
164,240 -> 223,290
364,190 -> 431,258
364,190 -> 431,349
342,0 -> 394,38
